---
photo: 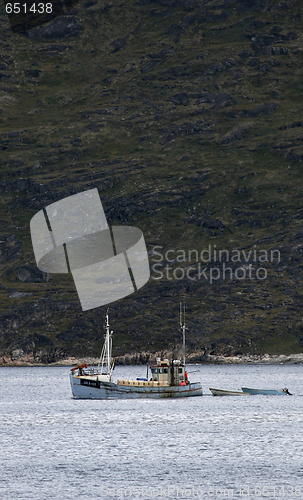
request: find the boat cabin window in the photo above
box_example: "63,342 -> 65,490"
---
151,367 -> 167,374
178,368 -> 183,374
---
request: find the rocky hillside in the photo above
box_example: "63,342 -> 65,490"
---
0,0 -> 303,364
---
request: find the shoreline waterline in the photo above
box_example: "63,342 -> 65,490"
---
1,352 -> 303,367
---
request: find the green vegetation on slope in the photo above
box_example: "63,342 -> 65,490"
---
0,0 -> 303,362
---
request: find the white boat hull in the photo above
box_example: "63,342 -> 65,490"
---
210,388 -> 250,396
70,374 -> 203,399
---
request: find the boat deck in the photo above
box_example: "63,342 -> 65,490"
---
117,379 -> 169,387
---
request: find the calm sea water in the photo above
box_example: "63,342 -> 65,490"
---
1,364 -> 303,500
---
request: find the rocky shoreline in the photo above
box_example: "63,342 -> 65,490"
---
1,351 -> 303,367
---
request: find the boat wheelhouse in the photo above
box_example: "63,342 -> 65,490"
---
150,358 -> 188,386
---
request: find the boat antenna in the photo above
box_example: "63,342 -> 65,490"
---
180,295 -> 186,365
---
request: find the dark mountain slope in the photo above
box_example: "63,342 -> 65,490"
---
0,0 -> 303,363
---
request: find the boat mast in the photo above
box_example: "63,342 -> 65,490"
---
180,296 -> 186,365
98,310 -> 113,376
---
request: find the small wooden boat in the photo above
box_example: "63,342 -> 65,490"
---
209,388 -> 250,396
241,387 -> 292,395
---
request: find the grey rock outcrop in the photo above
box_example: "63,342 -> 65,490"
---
17,265 -> 51,283
26,16 -> 82,41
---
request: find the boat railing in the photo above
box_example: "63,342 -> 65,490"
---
80,367 -> 101,376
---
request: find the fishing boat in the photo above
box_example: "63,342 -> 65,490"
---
241,387 -> 292,395
209,388 -> 251,396
69,301 -> 203,399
